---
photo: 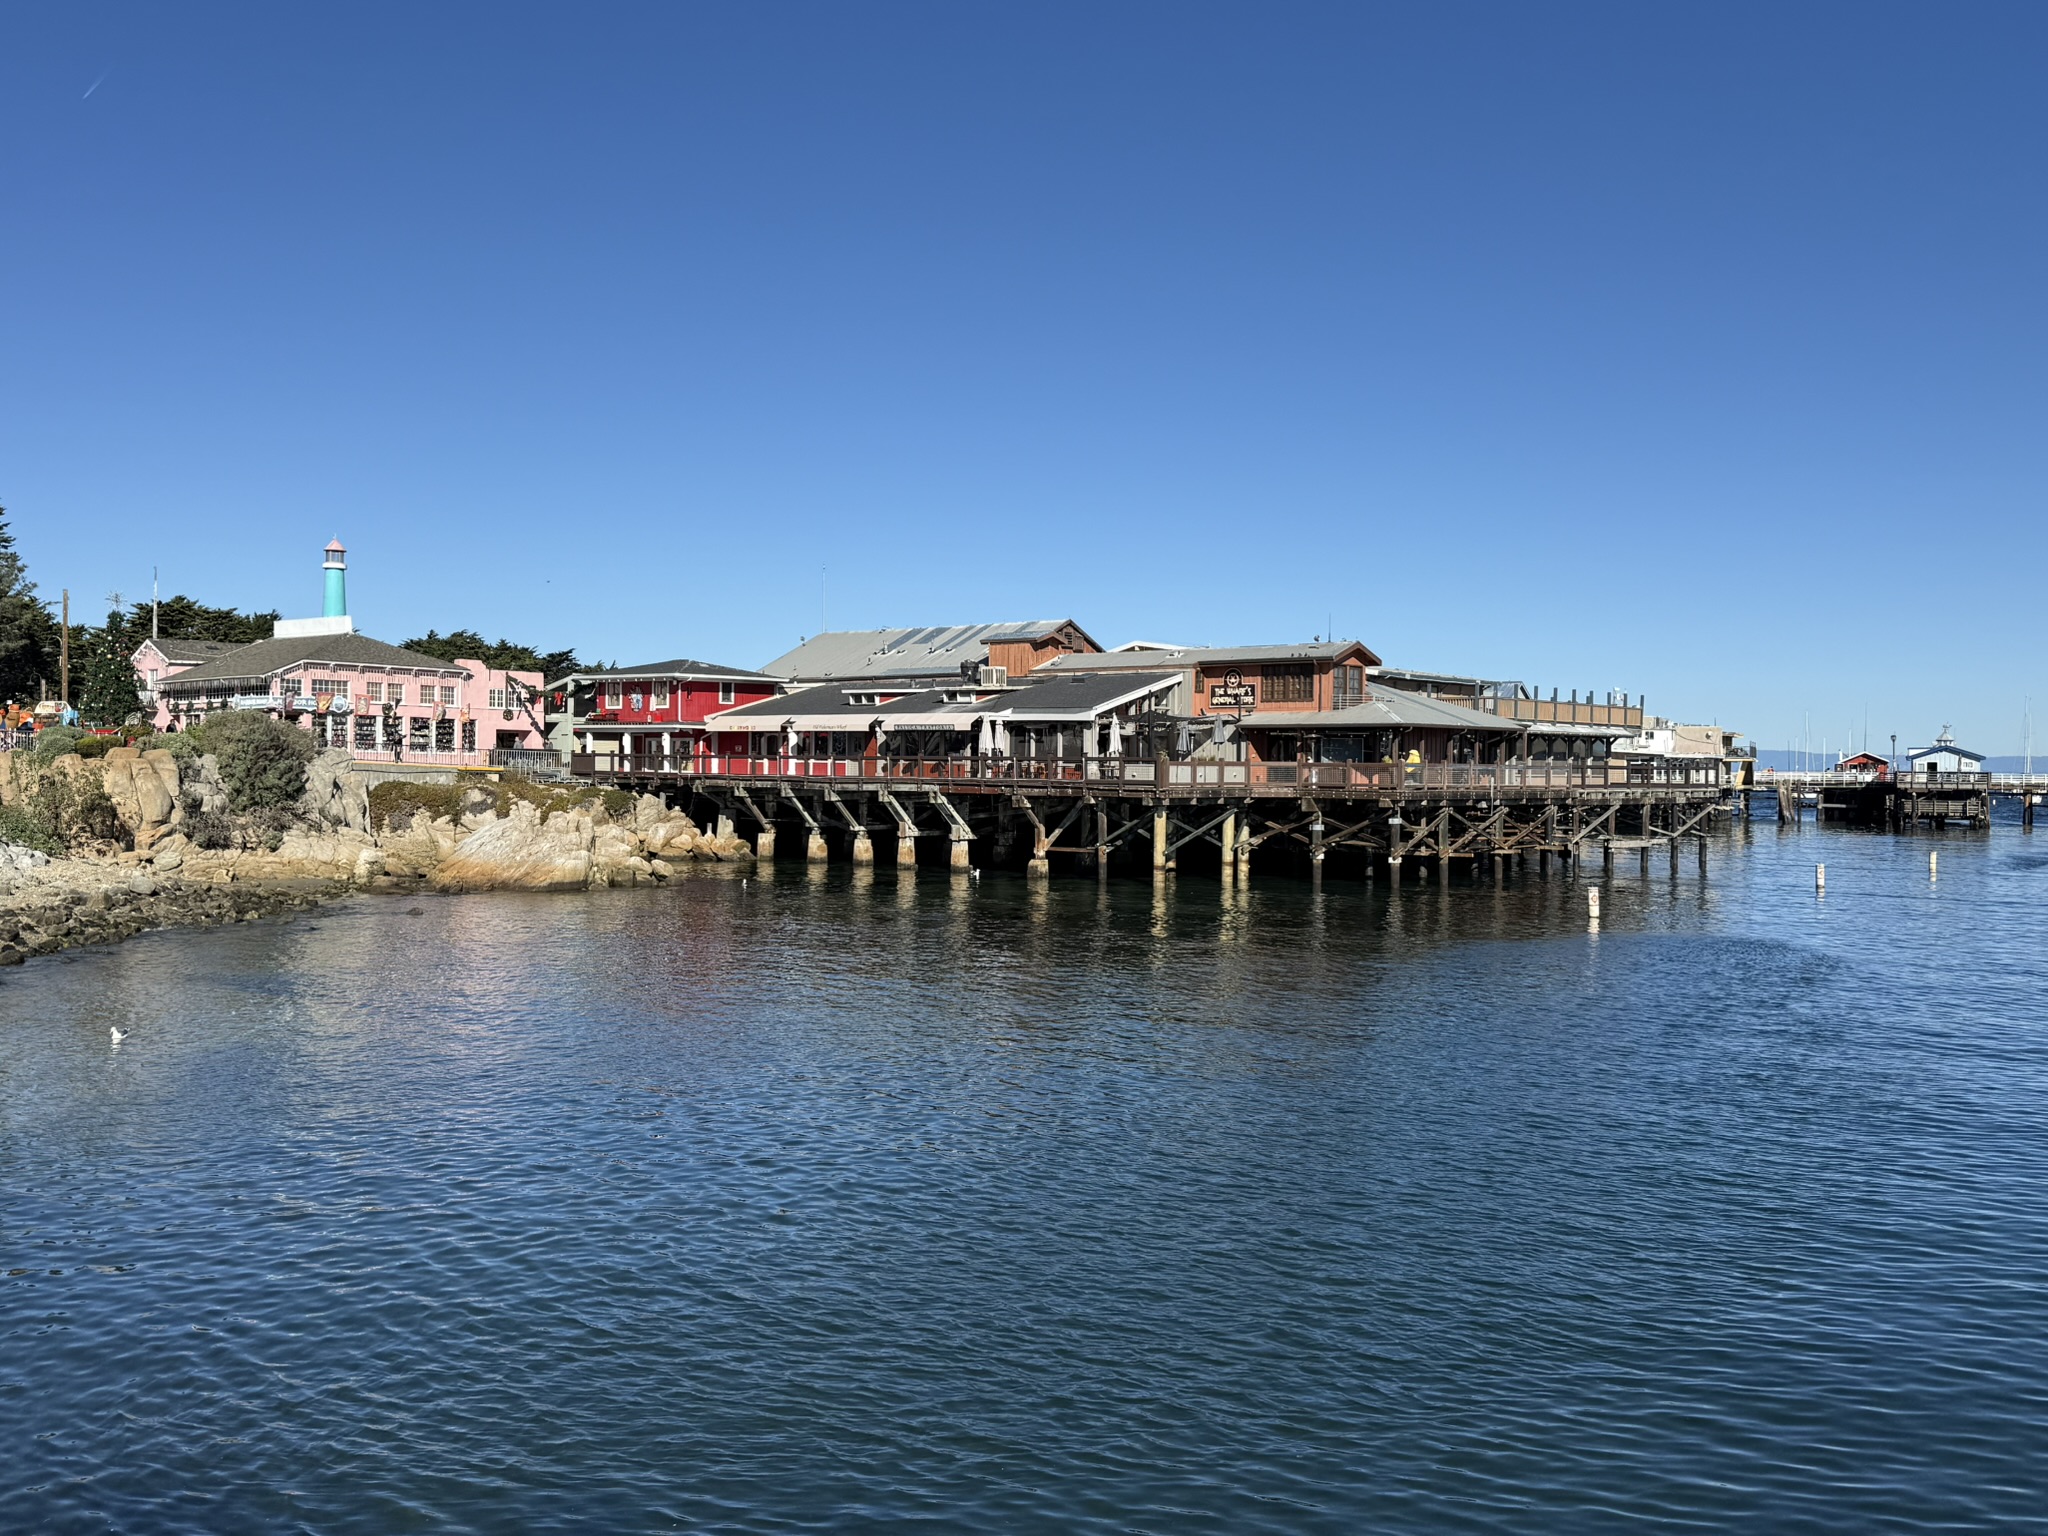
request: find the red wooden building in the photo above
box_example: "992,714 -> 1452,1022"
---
548,658 -> 782,767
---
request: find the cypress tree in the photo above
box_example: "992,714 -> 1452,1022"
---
0,507 -> 58,706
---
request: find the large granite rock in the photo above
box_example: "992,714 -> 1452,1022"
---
100,747 -> 184,848
430,802 -> 595,892
298,750 -> 370,831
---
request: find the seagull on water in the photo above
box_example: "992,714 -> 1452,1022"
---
110,1026 -> 129,1045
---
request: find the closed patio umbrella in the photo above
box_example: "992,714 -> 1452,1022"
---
1106,715 -> 1124,757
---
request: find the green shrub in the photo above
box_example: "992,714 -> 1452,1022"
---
29,725 -> 85,761
368,780 -> 465,831
182,808 -> 234,850
0,801 -> 64,857
488,774 -> 635,821
149,732 -> 200,762
25,767 -> 123,848
188,712 -> 314,812
72,734 -> 114,759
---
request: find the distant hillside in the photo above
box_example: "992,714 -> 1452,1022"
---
1751,749 -> 2041,772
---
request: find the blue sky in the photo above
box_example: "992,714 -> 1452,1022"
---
4,4 -> 2043,754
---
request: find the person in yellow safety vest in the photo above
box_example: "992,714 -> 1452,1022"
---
1404,746 -> 1422,782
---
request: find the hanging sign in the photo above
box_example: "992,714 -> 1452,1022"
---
1208,669 -> 1256,709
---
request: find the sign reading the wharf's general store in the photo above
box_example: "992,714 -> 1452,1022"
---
1208,669 -> 1256,709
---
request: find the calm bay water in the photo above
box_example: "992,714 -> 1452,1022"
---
4,818 -> 2048,1533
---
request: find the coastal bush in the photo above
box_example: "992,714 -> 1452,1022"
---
147,731 -> 200,762
491,775 -> 635,820
189,712 -> 314,812
25,765 -> 123,848
72,735 -> 114,759
29,725 -> 85,760
365,775 -> 639,832
0,801 -> 63,857
368,781 -> 464,832
182,808 -> 234,850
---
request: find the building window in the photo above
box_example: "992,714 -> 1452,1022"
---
354,714 -> 377,750
435,718 -> 456,752
280,677 -> 301,698
461,719 -> 477,752
604,681 -> 622,709
409,717 -> 431,751
440,685 -> 458,705
1263,664 -> 1315,704
652,681 -> 670,709
364,682 -> 383,704
719,682 -> 735,705
487,688 -> 506,710
312,677 -> 345,697
1334,664 -> 1364,710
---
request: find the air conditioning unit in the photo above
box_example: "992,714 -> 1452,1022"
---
979,665 -> 1009,688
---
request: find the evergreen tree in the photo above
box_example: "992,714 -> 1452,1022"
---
108,594 -> 279,649
77,613 -> 144,726
401,628 -> 580,676
0,506 -> 59,706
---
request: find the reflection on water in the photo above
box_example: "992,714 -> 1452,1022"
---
4,816 -> 2048,1533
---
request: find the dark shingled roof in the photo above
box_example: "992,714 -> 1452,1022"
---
158,632 -> 468,687
550,658 -> 776,687
138,637 -> 247,665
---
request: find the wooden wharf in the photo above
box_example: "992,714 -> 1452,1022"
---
1738,770 -> 2018,830
574,752 -> 1727,881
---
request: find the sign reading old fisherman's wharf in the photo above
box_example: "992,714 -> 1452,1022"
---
1209,670 -> 1256,709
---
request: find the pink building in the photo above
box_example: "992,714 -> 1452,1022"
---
134,541 -> 545,764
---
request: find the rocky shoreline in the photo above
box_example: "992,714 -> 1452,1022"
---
0,845 -> 337,968
0,741 -> 756,969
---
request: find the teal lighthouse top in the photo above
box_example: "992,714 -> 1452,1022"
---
323,539 -> 348,618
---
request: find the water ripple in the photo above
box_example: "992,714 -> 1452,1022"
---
4,822 -> 2048,1531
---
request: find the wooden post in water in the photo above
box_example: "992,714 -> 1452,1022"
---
1816,863 -> 1825,893
1152,805 -> 1169,873
1220,810 -> 1237,885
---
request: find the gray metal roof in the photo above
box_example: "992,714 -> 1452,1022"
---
761,621 -> 1093,680
997,673 -> 1177,719
1041,640 -> 1382,671
711,671 -> 1177,731
158,631 -> 468,686
1240,693 -> 1526,734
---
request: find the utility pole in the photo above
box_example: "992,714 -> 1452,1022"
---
60,589 -> 70,706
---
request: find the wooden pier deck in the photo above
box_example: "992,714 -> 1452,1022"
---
1738,770 -> 2020,830
574,752 -> 1727,880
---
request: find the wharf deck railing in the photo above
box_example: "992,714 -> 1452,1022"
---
571,753 -> 1724,792
488,748 -> 574,779
1758,770 -> 1998,791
